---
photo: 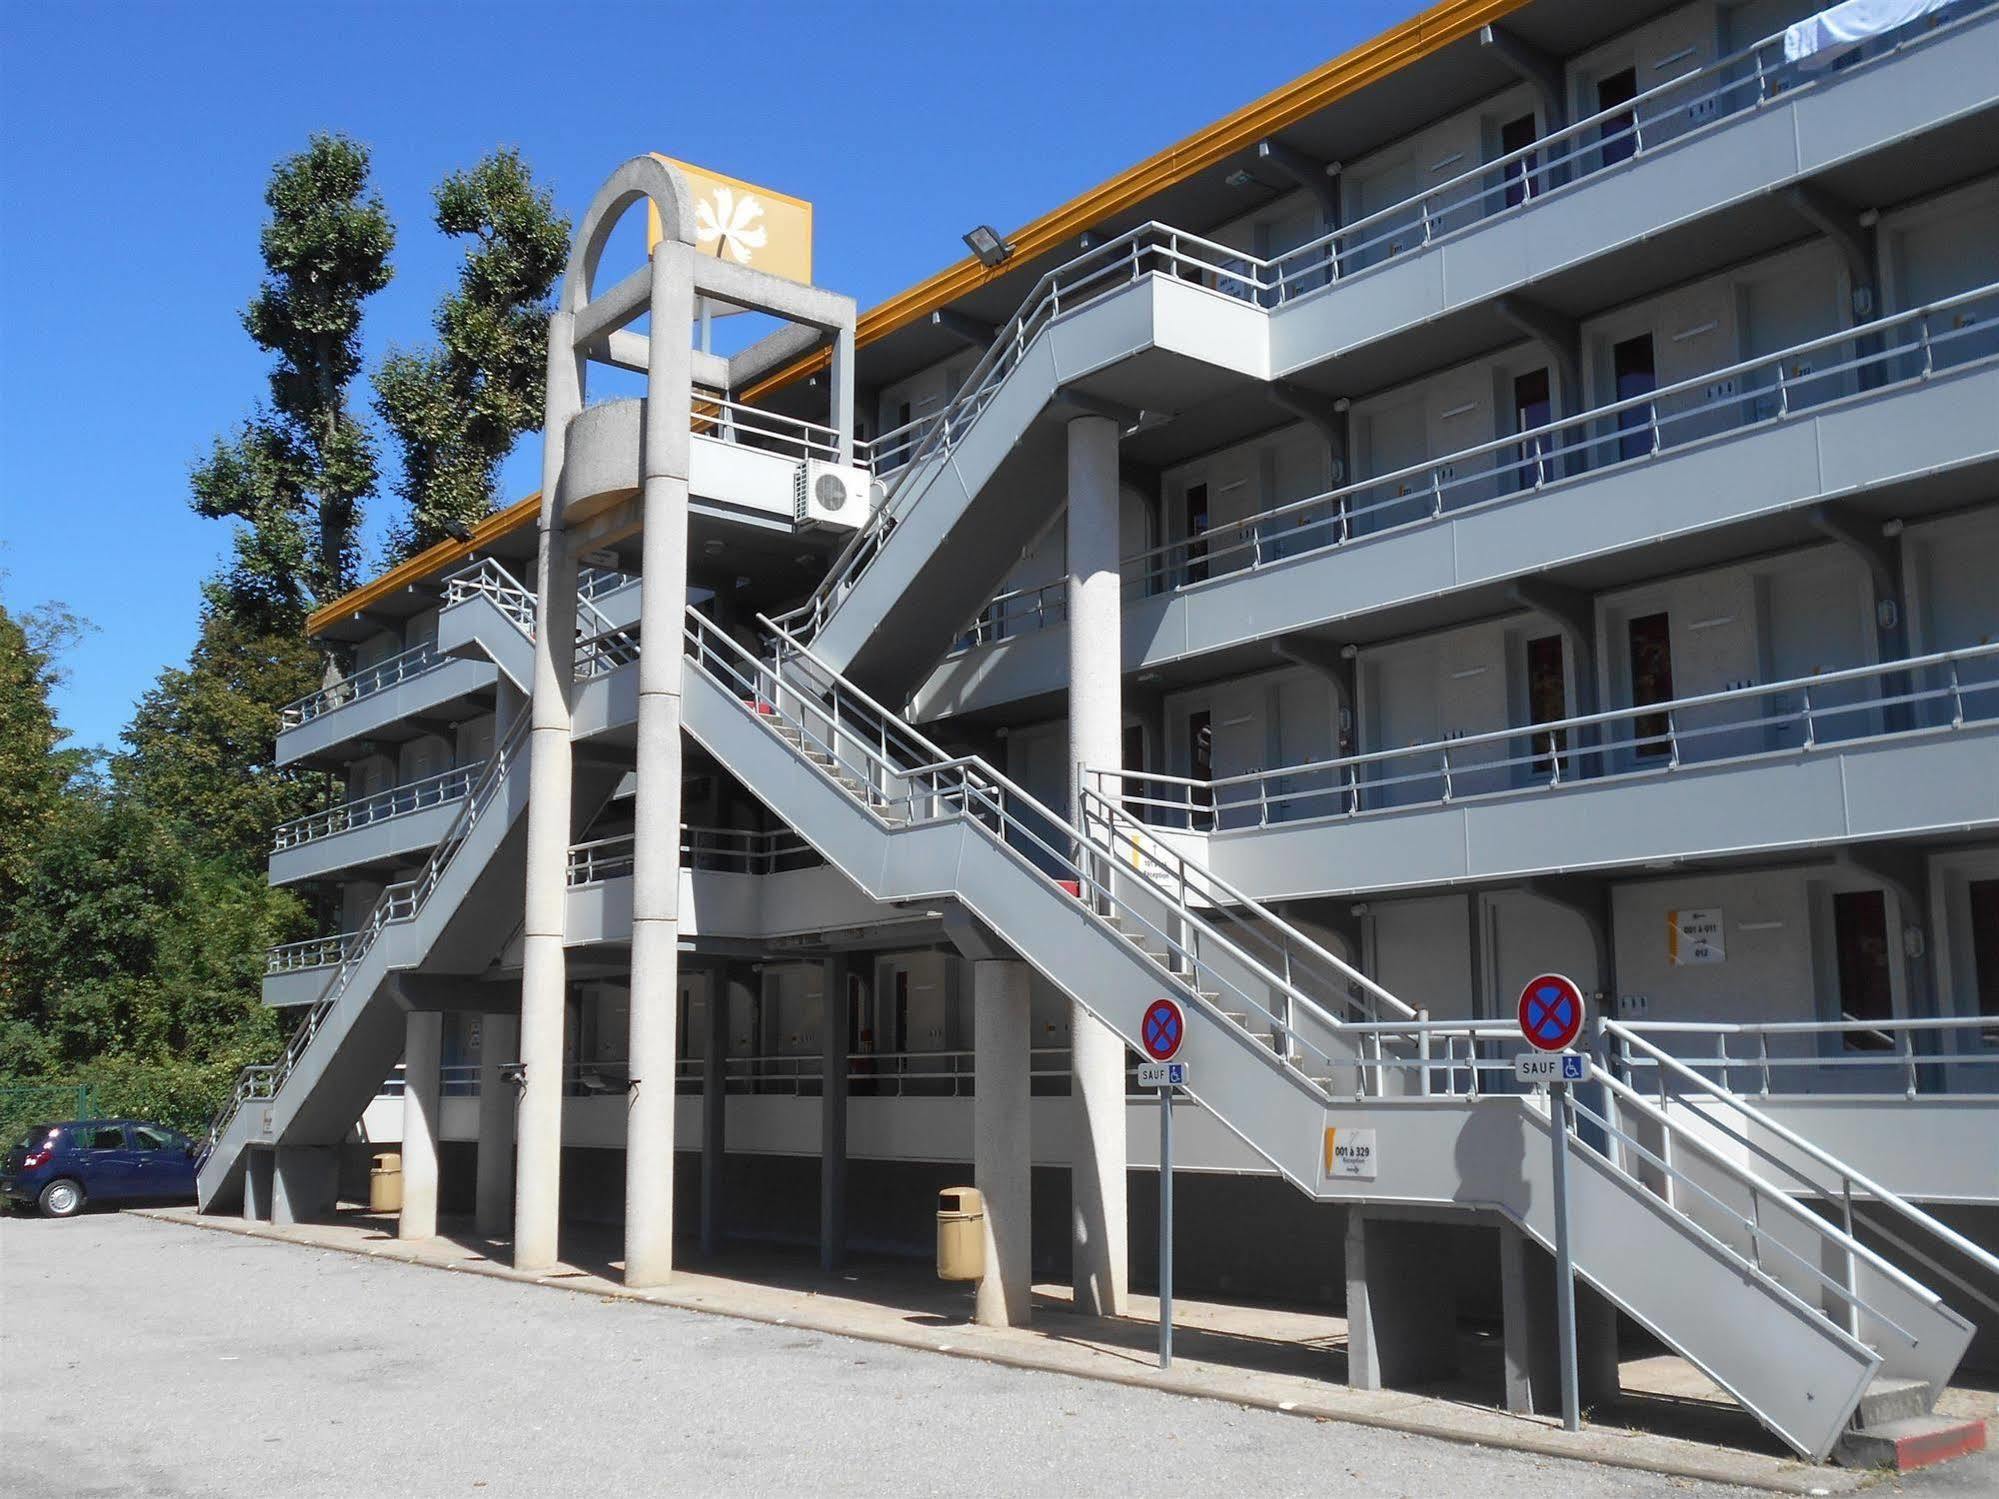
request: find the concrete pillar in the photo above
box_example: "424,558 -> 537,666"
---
701,969 -> 738,1258
242,1147 -> 274,1223
516,302 -> 583,1273
1499,1222 -> 1622,1415
400,1010 -> 444,1241
820,954 -> 851,1272
1345,1210 -> 1459,1390
475,1013 -> 518,1238
1066,411 -> 1128,1318
624,238 -> 696,1290
974,959 -> 1033,1327
271,1145 -> 338,1225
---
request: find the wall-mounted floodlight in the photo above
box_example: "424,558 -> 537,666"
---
963,224 -> 1014,268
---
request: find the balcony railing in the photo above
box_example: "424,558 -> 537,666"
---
779,0 -> 1993,642
1614,1017 -> 1999,1099
278,641 -> 444,729
957,279 -> 1999,650
566,826 -> 821,886
693,396 -> 847,464
265,932 -> 358,974
272,761 -> 484,852
1089,643 -> 1999,831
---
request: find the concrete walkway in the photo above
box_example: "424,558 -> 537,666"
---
138,1206 -> 1995,1494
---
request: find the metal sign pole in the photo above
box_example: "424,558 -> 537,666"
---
1159,1081 -> 1174,1370
1549,1079 -> 1580,1432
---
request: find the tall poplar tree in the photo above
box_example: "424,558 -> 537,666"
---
191,134 -> 395,631
375,147 -> 570,556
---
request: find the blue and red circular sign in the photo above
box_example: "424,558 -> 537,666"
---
1141,998 -> 1185,1062
1518,973 -> 1586,1052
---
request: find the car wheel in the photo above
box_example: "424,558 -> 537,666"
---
38,1179 -> 84,1218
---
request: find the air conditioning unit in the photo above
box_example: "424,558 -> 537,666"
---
793,460 -> 875,532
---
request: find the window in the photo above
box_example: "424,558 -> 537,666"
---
83,1126 -> 126,1151
1512,368 -> 1553,488
1182,482 -> 1211,586
1596,67 -> 1639,168
1969,878 -> 1999,1033
1187,710 -> 1214,831
1527,634 -> 1568,773
1834,889 -> 1896,1049
1627,613 -> 1675,758
1499,112 -> 1539,210
131,1126 -> 174,1152
1612,335 -> 1657,462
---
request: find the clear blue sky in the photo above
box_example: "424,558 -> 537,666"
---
1,0 -> 1414,754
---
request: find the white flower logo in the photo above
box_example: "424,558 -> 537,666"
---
695,186 -> 768,264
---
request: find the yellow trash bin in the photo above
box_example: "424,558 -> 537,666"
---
369,1151 -> 403,1214
936,1186 -> 985,1281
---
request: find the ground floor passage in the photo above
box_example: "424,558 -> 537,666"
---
13,1211 -> 1996,1499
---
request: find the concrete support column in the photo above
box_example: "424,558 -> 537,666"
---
242,1148 -> 274,1223
271,1145 -> 338,1226
475,1013 -> 518,1238
1066,412 -> 1128,1317
820,954 -> 851,1272
516,303 -> 583,1273
1345,1210 -> 1460,1390
701,969 -> 739,1258
1499,1222 -> 1621,1415
974,959 -> 1033,1327
624,239 -> 697,1290
400,1010 -> 444,1241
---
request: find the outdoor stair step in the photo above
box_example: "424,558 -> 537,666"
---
1855,1376 -> 1933,1429
1834,1414 -> 1987,1472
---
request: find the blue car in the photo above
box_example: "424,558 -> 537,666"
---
2,1120 -> 200,1218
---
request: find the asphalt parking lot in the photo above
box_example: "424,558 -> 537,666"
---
1,1211 -> 1989,1497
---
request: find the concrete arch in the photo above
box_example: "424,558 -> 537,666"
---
559,153 -> 697,317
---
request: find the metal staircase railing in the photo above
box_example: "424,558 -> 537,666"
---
200,714 -> 531,1170
272,761 -> 484,852
689,607 -> 1417,1096
1604,1018 -> 1999,1335
445,556 -> 639,676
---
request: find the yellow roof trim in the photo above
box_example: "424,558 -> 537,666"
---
309,0 -> 1525,638
742,0 -> 1528,401
306,493 -> 542,638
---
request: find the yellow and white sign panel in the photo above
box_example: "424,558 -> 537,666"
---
648,154 -> 813,286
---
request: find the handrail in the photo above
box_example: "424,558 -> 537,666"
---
772,0 -> 1991,645
1086,641 -> 1999,829
693,396 -> 845,463
1080,784 -> 1414,1022
1605,1018 -> 1999,1288
278,640 -> 444,728
265,932 -> 358,974
958,276 -> 1999,648
1615,1016 -> 1999,1098
566,826 -> 819,884
689,609 -> 1422,1093
272,761 -> 484,851
205,713 -> 531,1167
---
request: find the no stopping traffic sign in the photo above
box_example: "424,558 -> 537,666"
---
1141,998 -> 1185,1062
1517,973 -> 1586,1053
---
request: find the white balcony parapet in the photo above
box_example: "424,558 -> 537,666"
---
956,279 -> 1999,648
1085,642 -> 1999,830
271,761 -> 484,852
278,641 -> 443,729
777,0 -> 1996,643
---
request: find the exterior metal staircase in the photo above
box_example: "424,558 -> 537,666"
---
196,714 -> 532,1210
679,606 -> 1980,1464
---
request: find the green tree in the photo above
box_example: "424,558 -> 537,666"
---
192,133 -> 395,631
115,606 -> 332,874
376,147 -> 569,556
0,599 -> 89,911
